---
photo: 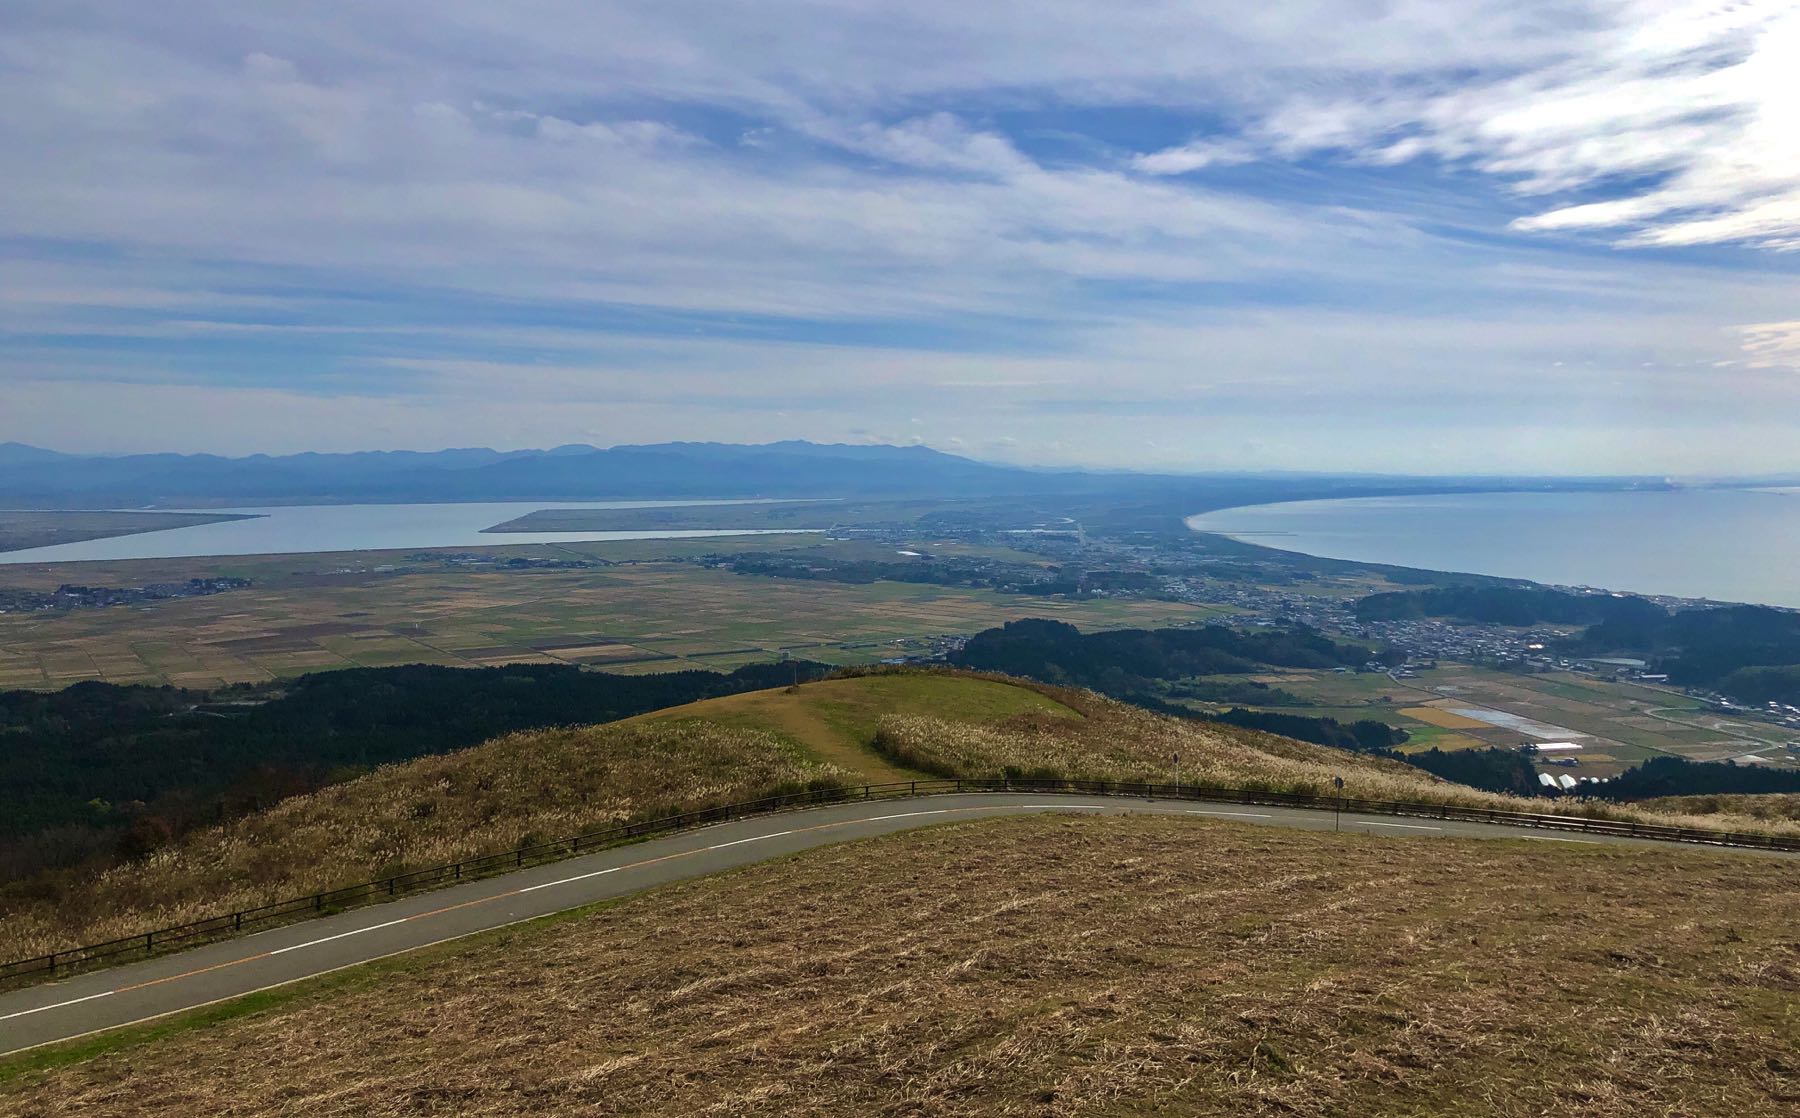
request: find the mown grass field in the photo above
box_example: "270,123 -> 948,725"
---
6,814 -> 1796,1116
0,544 -> 1217,689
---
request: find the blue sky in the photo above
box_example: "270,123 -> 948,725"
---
4,1 -> 1799,474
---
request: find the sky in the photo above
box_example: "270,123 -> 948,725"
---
4,1 -> 1800,475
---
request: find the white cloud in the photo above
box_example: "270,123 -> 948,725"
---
2,2 -> 1800,470
1738,321 -> 1800,370
1139,2 -> 1800,250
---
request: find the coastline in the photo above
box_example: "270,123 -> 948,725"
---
1186,490 -> 1800,610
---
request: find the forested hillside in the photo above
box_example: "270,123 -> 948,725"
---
948,619 -> 1409,751
0,661 -> 828,881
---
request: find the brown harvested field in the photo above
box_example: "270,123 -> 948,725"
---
0,558 -> 1216,690
6,814 -> 1797,1117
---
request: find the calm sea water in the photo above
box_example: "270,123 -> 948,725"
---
0,500 -> 811,565
1188,488 -> 1800,608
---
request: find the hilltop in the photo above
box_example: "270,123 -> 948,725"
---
8,814 -> 1796,1116
5,669 -> 1793,967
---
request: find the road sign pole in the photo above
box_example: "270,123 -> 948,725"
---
1334,775 -> 1345,832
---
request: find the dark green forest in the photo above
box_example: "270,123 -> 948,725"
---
952,618 -> 1378,681
1354,585 -> 1663,628
1588,756 -> 1800,800
0,660 -> 828,881
949,618 -> 1408,752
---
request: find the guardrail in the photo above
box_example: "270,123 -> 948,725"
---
5,777 -> 1796,988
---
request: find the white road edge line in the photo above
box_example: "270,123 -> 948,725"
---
268,918 -> 411,956
708,831 -> 794,850
1187,810 -> 1273,819
1524,835 -> 1601,845
1360,822 -> 1441,831
518,866 -> 623,893
0,989 -> 113,1023
863,810 -> 953,822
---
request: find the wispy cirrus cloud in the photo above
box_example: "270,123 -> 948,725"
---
1,2 -> 1798,471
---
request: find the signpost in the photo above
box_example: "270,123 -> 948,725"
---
1334,776 -> 1345,832
1172,752 -> 1180,792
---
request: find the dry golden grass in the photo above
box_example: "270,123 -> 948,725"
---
872,681 -> 1800,839
1637,792 -> 1800,823
6,670 -> 1794,969
0,721 -> 847,962
6,815 -> 1796,1117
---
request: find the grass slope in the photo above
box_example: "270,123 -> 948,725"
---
635,671 -> 1082,783
1636,793 -> 1800,823
6,815 -> 1796,1116
5,670 -> 1792,967
0,672 -> 1079,962
0,720 -> 846,963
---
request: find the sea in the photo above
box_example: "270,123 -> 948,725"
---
1187,488 -> 1800,609
0,500 -> 812,565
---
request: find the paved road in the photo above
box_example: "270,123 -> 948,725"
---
2,792 -> 1792,1057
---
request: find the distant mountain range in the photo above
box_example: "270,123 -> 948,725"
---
0,441 -> 1082,506
0,439 -> 1688,509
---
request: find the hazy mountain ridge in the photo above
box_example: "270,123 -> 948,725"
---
0,440 -> 1685,509
0,441 -> 1049,506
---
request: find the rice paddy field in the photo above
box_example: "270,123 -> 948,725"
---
0,540 -> 1218,690
1215,664 -> 1797,777
7,813 -> 1796,1116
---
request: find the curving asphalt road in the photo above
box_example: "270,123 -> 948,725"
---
2,791 -> 1794,1057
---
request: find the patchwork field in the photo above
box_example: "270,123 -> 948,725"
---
1235,664 -> 1799,776
0,544 -> 1217,689
9,815 -> 1797,1116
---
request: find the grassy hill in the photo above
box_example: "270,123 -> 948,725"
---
0,720 -> 847,963
631,671 -> 1084,783
5,669 -> 1794,965
7,814 -> 1796,1116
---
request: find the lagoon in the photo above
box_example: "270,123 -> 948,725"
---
0,500 -> 809,564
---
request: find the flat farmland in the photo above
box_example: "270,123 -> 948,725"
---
0,561 -> 1217,690
1228,664 -> 1798,776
